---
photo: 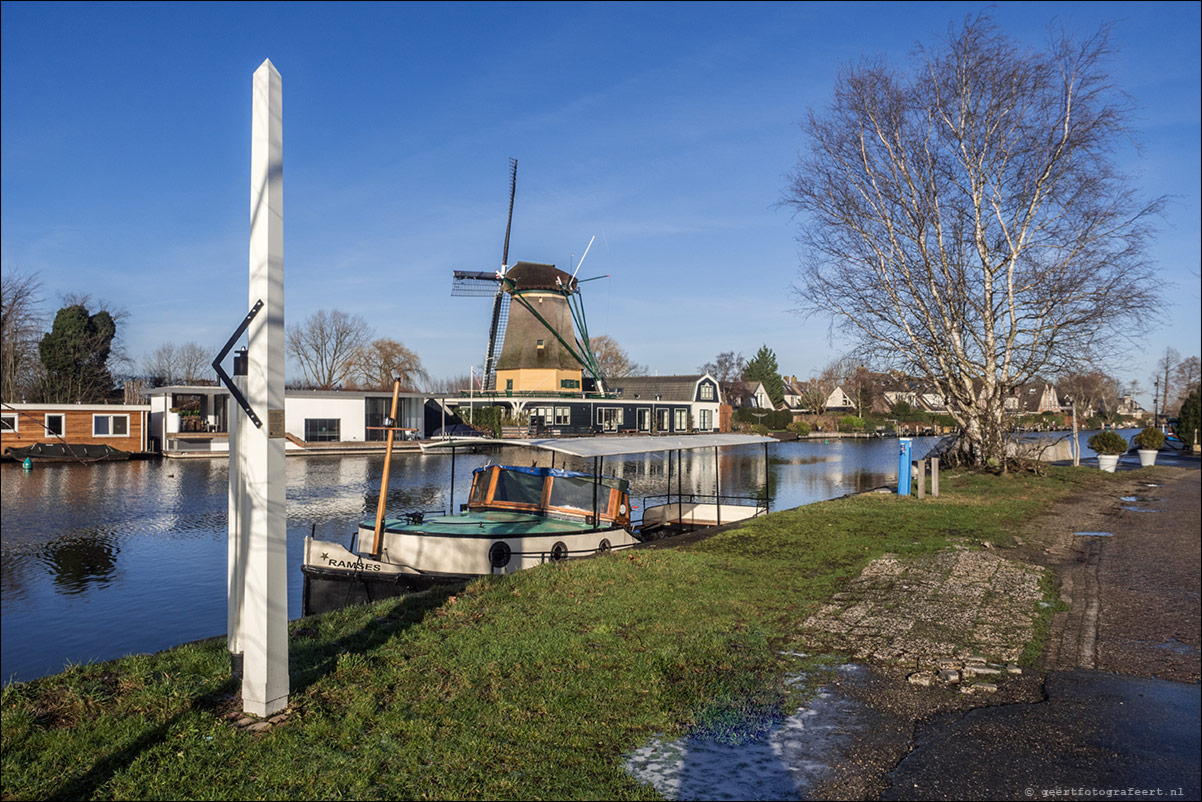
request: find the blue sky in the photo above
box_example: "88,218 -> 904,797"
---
3,1 -> 1198,402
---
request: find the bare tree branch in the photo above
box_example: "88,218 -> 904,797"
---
286,309 -> 374,389
785,15 -> 1163,466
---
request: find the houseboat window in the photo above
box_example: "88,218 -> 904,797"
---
93,414 -> 129,437
554,407 -> 570,425
304,419 -> 340,442
699,382 -> 715,401
1,413 -> 16,432
470,471 -> 491,505
560,379 -> 579,389
547,475 -> 597,514
492,470 -> 544,506
674,409 -> 688,431
45,414 -> 64,436
597,408 -> 623,429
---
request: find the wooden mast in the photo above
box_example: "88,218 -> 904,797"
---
371,378 -> 402,558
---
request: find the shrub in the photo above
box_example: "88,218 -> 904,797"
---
839,415 -> 866,431
787,420 -> 811,437
732,407 -> 792,430
1133,427 -> 1165,451
1087,429 -> 1128,456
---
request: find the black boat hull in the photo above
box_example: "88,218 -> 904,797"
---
300,565 -> 465,616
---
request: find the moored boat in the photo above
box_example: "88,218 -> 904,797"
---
3,442 -> 131,463
301,403 -> 775,616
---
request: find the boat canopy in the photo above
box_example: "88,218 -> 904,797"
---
475,433 -> 777,458
469,464 -> 629,524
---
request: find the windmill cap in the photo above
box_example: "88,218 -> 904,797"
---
506,262 -> 577,292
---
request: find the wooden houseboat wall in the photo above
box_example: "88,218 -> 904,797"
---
1,404 -> 150,455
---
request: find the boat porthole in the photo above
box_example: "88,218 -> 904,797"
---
597,538 -> 611,554
619,503 -> 627,515
489,541 -> 511,568
550,541 -> 568,561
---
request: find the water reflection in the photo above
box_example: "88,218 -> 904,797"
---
41,531 -> 120,594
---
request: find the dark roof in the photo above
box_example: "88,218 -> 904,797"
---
505,262 -> 577,293
722,381 -> 763,408
609,374 -> 713,403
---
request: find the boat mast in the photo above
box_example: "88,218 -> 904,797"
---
370,379 -> 403,558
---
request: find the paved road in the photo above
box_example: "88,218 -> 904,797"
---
880,466 -> 1201,801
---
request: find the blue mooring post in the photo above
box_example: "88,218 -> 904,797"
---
897,438 -> 913,496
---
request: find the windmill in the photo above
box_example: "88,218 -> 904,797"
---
450,159 -> 608,395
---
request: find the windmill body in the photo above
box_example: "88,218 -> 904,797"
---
494,262 -> 585,394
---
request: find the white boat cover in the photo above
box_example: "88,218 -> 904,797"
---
475,433 -> 777,458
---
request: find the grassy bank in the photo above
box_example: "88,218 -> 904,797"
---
3,467 -> 1118,800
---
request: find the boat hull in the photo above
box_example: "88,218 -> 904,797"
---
301,523 -> 639,616
4,443 -> 131,462
301,563 -> 461,616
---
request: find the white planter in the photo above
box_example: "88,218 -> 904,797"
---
1097,454 -> 1120,472
1137,449 -> 1158,467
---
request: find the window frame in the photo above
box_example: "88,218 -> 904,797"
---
92,413 -> 130,438
1,413 -> 17,433
45,413 -> 65,437
304,418 -> 341,443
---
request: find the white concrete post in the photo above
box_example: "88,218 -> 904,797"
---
241,58 -> 288,717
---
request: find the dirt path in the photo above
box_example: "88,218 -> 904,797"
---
1039,469 -> 1200,681
810,464 -> 1201,800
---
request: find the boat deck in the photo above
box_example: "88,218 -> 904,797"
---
373,510 -> 587,537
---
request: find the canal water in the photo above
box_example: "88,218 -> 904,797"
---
0,431 -> 1127,684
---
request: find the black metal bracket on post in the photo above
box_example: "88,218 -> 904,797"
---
212,299 -> 264,429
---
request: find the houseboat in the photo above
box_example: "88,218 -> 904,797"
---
1,403 -> 151,461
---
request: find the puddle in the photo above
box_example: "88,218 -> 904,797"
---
1119,496 -> 1161,503
1120,506 -> 1158,512
625,664 -> 873,800
1150,638 -> 1198,656
1074,531 -> 1114,537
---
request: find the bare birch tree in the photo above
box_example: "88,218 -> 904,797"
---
287,309 -> 374,389
785,16 -> 1162,467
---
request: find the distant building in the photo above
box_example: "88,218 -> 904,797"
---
448,373 -> 726,435
144,386 -> 427,457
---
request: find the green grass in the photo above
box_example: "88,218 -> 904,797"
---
2,466 -> 1119,800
